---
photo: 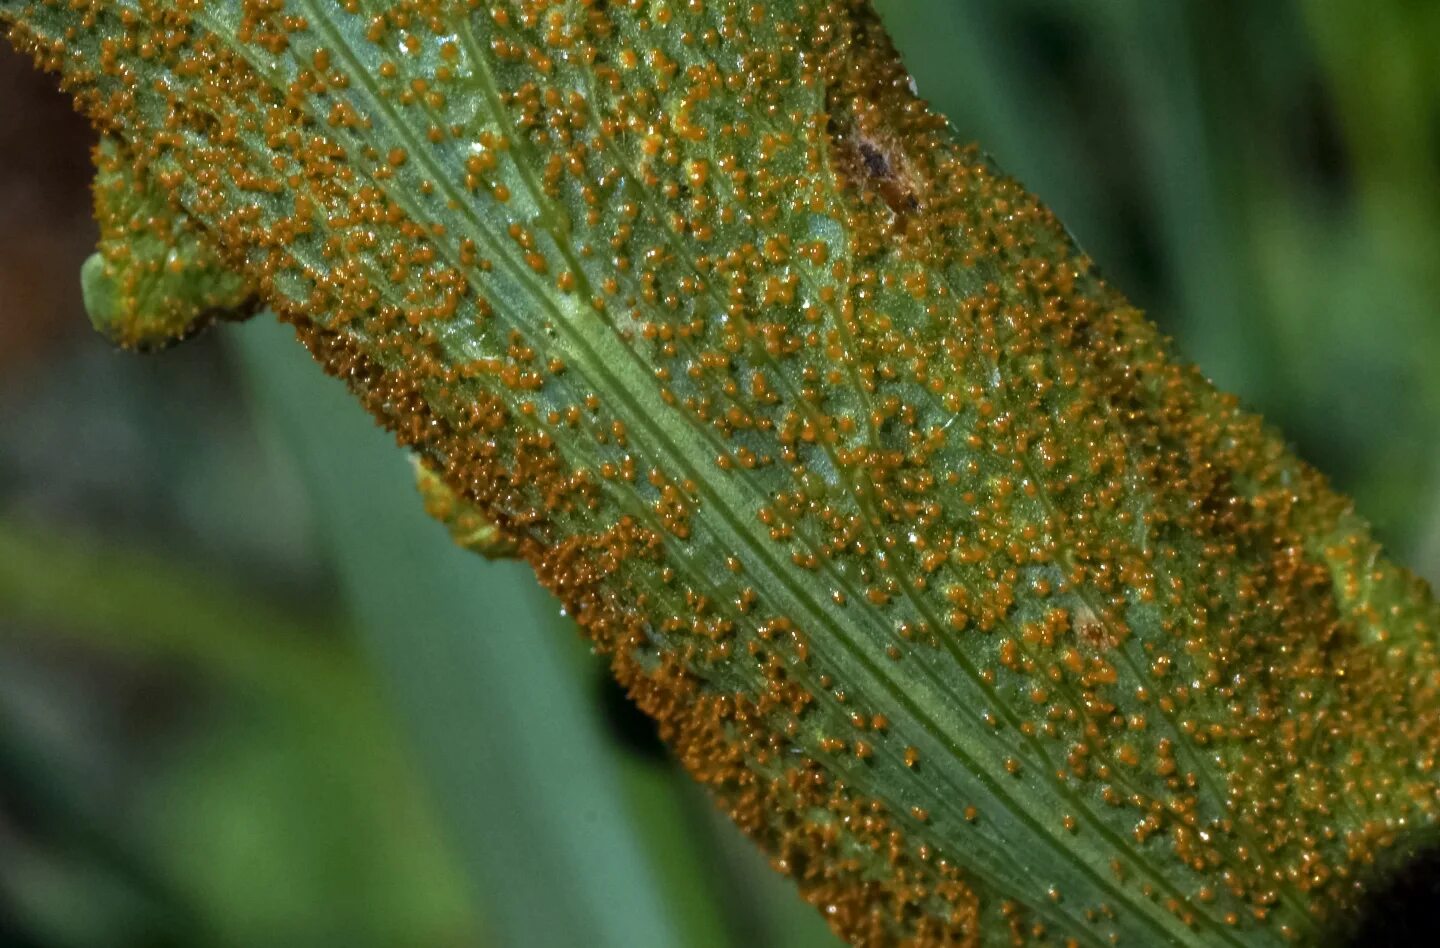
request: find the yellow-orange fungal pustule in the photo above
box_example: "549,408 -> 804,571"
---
6,1 -> 1439,945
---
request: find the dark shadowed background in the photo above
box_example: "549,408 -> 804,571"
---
2,2 -> 1438,945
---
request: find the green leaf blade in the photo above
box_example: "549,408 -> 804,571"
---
7,1 -> 1440,944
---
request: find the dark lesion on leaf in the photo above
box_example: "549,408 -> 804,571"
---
825,93 -> 924,225
857,139 -> 891,180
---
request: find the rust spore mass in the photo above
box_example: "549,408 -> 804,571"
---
5,1 -> 1439,945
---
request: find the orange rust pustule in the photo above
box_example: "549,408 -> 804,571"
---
7,0 -> 1440,945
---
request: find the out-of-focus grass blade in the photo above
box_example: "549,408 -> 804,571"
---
1085,1 -> 1274,403
0,517 -> 353,702
1298,1 -> 1440,218
227,317 -> 699,948
607,763 -> 731,948
0,518 -> 484,947
0,690 -> 203,947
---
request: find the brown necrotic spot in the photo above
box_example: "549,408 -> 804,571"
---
826,95 -> 922,222
857,138 -> 890,180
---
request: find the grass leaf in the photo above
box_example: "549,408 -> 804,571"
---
7,1 -> 1440,942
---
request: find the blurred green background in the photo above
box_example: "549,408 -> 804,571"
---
1,2 -> 1438,945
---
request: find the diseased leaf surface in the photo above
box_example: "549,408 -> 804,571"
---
5,1 -> 1439,945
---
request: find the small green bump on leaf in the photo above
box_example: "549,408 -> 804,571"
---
413,458 -> 518,560
84,136 -> 255,350
79,250 -> 117,335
